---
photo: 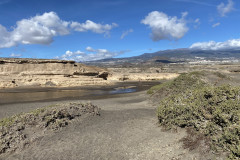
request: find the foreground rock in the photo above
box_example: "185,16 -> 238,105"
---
0,102 -> 100,155
0,58 -> 109,88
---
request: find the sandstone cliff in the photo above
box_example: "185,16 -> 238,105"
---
0,58 -> 109,88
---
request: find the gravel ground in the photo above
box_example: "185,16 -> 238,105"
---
0,91 -> 218,160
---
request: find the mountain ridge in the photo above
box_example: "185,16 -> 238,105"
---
84,48 -> 240,66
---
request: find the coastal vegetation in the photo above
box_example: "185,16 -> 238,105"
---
148,72 -> 240,159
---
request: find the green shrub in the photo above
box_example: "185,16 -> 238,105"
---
157,85 -> 240,159
214,72 -> 228,79
148,71 -> 206,97
147,80 -> 172,94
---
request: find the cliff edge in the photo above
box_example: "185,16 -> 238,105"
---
0,58 -> 109,88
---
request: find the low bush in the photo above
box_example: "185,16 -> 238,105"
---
147,72 -> 206,95
154,74 -> 240,159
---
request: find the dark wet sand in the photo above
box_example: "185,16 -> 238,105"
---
0,81 -> 161,105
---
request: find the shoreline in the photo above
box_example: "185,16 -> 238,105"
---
0,81 -> 163,105
0,90 -> 149,120
0,80 -> 164,92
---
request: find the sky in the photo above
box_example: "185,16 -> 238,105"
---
0,0 -> 240,61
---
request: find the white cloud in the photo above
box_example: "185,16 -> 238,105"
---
9,53 -> 22,57
120,29 -> 133,39
86,46 -> 95,52
181,11 -> 188,18
0,12 -> 117,48
0,24 -> 14,48
141,11 -> 188,41
194,18 -> 201,28
217,0 -> 234,17
61,50 -> 85,59
190,39 -> 240,50
70,20 -> 118,36
0,12 -> 70,48
194,18 -> 200,23
58,47 -> 127,61
12,12 -> 70,46
32,12 -> 70,35
212,22 -> 220,28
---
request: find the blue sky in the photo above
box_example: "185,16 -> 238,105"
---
0,0 -> 239,61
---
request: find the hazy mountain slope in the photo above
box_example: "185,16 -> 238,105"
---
84,49 -> 240,66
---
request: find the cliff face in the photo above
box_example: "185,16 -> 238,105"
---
0,58 -> 109,88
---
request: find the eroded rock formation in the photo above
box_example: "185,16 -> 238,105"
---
0,58 -> 109,88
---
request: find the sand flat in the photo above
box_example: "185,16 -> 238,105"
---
0,91 -> 218,160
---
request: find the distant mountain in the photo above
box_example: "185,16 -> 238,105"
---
84,48 -> 240,67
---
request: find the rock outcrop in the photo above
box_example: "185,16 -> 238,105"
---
0,58 -> 109,88
107,67 -> 179,81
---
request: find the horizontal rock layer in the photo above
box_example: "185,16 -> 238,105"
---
0,58 -> 109,88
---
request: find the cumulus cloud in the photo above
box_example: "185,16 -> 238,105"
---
9,53 -> 22,58
12,12 -> 70,46
58,47 -> 127,61
217,0 -> 234,17
0,12 -> 69,48
0,24 -> 14,48
70,20 -> 118,36
120,29 -> 133,39
0,12 -> 117,48
141,11 -> 188,41
190,39 -> 240,50
212,22 -> 220,28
